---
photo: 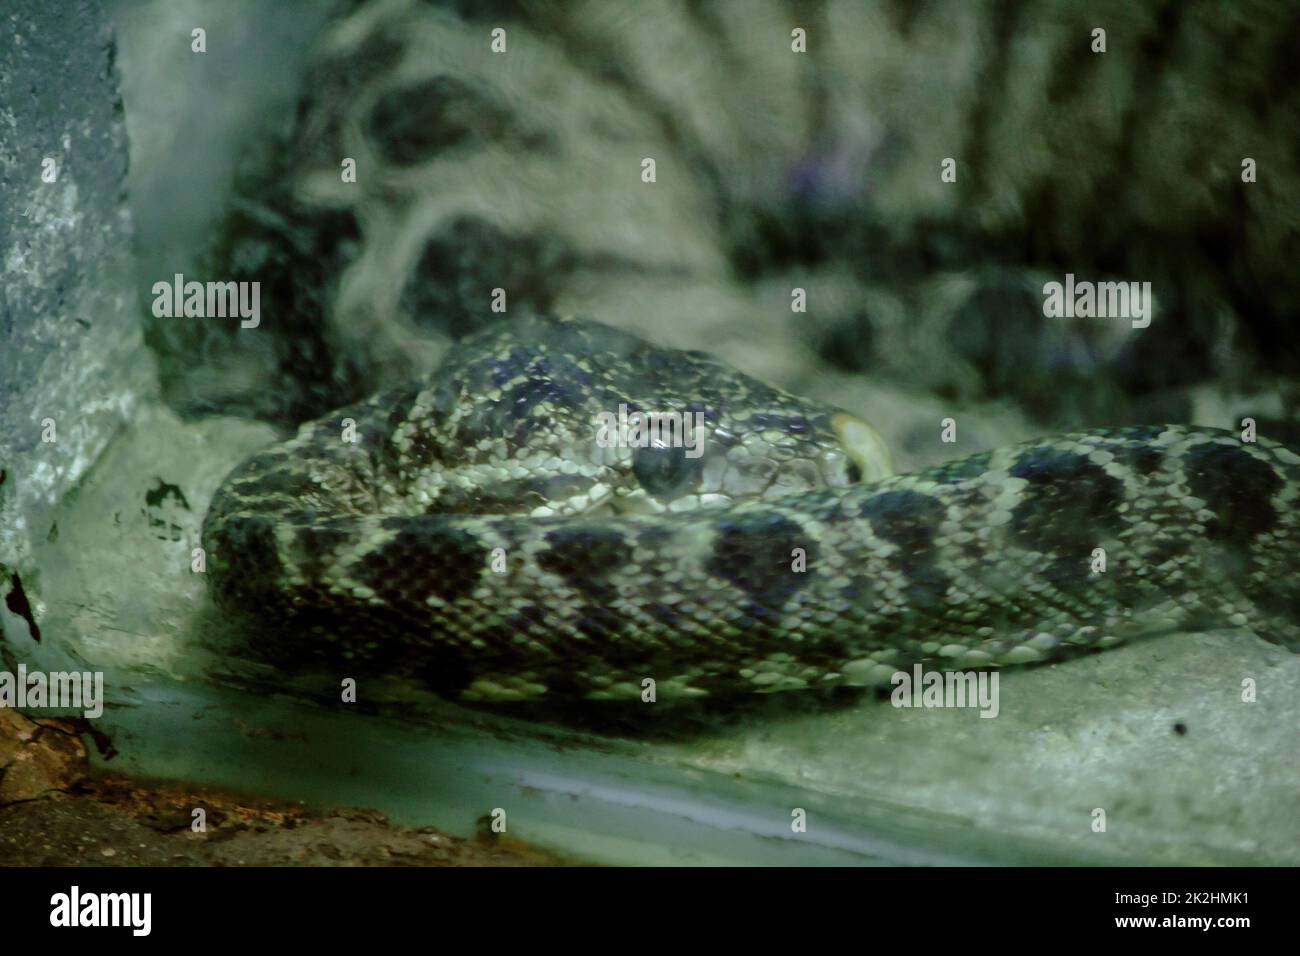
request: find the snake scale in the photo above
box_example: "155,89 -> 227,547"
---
203,314 -> 1300,704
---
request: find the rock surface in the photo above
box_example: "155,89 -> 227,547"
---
0,0 -> 152,643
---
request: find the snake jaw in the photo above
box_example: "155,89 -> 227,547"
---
831,412 -> 894,483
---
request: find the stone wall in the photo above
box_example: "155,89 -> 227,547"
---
0,0 -> 152,645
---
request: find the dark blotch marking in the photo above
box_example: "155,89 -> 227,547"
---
1008,449 -> 1124,585
211,514 -> 283,605
292,524 -> 354,582
707,511 -> 814,610
1108,442 -> 1164,476
456,373 -> 583,453
366,75 -> 537,165
1181,443 -> 1293,632
1094,433 -> 1167,477
1183,443 -> 1282,546
402,217 -> 575,339
859,489 -> 951,608
357,522 -> 485,604
399,424 -> 442,472
537,526 -> 633,602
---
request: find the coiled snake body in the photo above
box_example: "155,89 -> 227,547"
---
204,315 -> 1300,703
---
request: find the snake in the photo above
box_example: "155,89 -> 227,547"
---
202,314 -> 1300,705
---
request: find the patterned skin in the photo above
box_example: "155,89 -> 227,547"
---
203,316 -> 1300,704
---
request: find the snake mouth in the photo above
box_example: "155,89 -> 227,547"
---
831,412 -> 894,482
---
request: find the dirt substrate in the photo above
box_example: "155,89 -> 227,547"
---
0,709 -> 572,867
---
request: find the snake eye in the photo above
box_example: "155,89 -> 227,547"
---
632,444 -> 703,500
